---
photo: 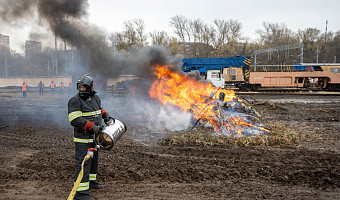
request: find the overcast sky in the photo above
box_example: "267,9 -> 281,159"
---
3,0 -> 340,53
87,0 -> 339,37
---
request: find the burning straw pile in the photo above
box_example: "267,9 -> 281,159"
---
149,65 -> 315,147
149,65 -> 270,137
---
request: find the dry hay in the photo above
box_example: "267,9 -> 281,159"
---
162,120 -> 320,148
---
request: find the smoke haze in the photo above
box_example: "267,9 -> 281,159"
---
0,0 -> 202,80
0,0 -> 201,141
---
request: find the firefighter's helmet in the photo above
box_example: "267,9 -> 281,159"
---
77,74 -> 94,99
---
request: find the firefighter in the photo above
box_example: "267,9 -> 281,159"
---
38,80 -> 44,95
59,81 -> 65,95
50,81 -> 55,95
21,81 -> 27,98
68,74 -> 112,200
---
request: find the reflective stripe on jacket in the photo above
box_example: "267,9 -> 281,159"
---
68,93 -> 104,140
68,110 -> 101,123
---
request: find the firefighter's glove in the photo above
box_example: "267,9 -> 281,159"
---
92,125 -> 102,135
103,115 -> 110,123
103,114 -> 114,125
102,113 -> 110,123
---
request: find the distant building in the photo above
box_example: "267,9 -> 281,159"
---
0,34 -> 10,51
25,40 -> 42,58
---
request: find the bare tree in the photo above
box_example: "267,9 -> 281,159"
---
170,15 -> 189,43
256,22 -> 296,46
201,24 -> 215,46
108,33 -> 116,46
149,31 -> 170,46
115,19 -> 148,50
115,32 -> 129,50
324,31 -> 334,42
212,19 -> 228,49
190,18 -> 204,43
333,31 -> 340,62
187,19 -> 215,57
226,19 -> 242,45
133,19 -> 148,47
123,20 -> 137,47
212,19 -> 243,57
212,19 -> 242,45
168,37 -> 181,55
298,28 -> 321,43
184,19 -> 192,43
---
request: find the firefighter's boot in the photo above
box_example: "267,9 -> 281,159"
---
89,180 -> 104,189
74,191 -> 90,200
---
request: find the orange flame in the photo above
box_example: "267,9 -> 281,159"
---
149,65 -> 269,135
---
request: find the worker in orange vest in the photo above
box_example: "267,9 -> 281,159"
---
21,81 -> 27,98
50,81 -> 55,95
59,81 -> 65,95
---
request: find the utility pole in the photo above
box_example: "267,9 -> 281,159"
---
64,39 -> 67,76
55,31 -> 58,76
325,20 -> 328,42
316,46 -> 319,63
71,45 -> 74,76
48,60 -> 50,77
254,54 -> 257,71
4,52 -> 7,77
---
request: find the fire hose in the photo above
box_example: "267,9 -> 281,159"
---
67,146 -> 99,200
67,118 -> 127,200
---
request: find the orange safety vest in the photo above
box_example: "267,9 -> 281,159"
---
22,84 -> 27,91
51,83 -> 55,88
59,83 -> 65,89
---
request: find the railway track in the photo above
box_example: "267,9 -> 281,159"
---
235,90 -> 340,96
224,87 -> 340,96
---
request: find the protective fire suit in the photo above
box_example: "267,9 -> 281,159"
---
68,92 -> 109,199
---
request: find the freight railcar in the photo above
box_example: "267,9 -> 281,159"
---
236,64 -> 340,91
181,56 -> 340,91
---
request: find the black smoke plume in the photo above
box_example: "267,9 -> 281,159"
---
0,0 -> 185,83
0,0 -> 203,136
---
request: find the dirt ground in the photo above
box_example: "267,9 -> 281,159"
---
0,90 -> 340,200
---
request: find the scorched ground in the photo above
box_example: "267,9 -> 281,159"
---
0,91 -> 340,200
